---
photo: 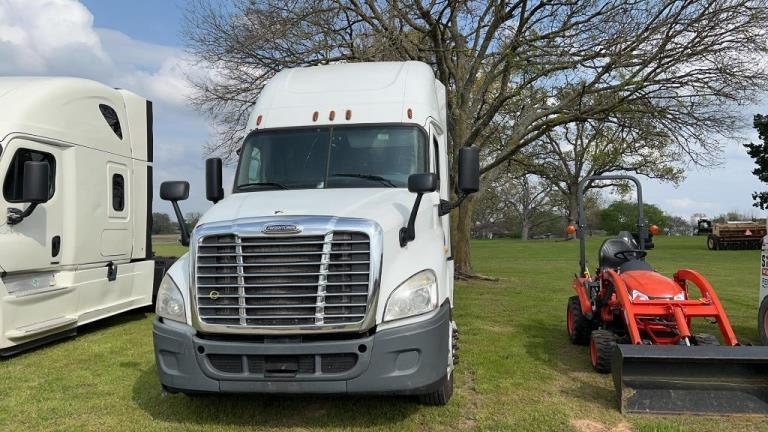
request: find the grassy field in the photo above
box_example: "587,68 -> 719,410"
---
1,236 -> 765,431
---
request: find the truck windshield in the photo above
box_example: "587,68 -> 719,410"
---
234,125 -> 427,191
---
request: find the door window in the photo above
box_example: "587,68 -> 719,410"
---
3,148 -> 56,203
112,174 -> 125,211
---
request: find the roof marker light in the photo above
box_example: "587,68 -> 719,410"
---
329,110 -> 336,121
407,108 -> 413,119
312,111 -> 319,122
256,115 -> 262,126
345,110 -> 352,120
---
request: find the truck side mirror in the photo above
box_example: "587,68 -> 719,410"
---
22,161 -> 51,203
7,161 -> 51,225
160,181 -> 190,247
400,173 -> 439,247
408,173 -> 438,194
458,147 -> 480,194
206,158 -> 224,204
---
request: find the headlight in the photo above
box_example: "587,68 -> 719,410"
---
631,290 -> 649,301
673,292 -> 686,301
156,275 -> 186,323
384,270 -> 438,322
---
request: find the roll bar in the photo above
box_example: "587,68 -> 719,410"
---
577,175 -> 646,276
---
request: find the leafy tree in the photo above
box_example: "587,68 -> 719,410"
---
745,114 -> 768,209
184,0 -> 768,276
601,201 -> 668,235
152,212 -> 176,234
516,120 -> 685,226
185,212 -> 203,232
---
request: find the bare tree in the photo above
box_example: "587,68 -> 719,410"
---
516,119 -> 685,226
183,0 -> 768,276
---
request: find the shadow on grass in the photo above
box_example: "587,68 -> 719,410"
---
517,317 -> 616,411
132,366 -> 419,428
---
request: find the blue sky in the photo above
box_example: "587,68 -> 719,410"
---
1,0 -> 766,222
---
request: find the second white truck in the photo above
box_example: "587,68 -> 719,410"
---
153,61 -> 479,404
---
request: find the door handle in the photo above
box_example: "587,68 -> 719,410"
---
51,235 -> 61,257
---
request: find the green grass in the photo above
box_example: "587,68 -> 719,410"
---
1,236 -> 766,431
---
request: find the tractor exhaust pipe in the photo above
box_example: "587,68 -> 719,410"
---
613,345 -> 768,415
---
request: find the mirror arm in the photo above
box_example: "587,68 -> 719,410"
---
7,203 -> 39,226
399,193 -> 424,247
169,200 -> 190,247
438,193 -> 470,217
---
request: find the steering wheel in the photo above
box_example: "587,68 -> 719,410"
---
614,249 -> 647,261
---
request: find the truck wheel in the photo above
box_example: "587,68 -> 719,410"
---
759,297 -> 768,346
707,235 -> 720,250
567,296 -> 592,345
693,333 -> 720,346
419,373 -> 453,406
590,330 -> 616,374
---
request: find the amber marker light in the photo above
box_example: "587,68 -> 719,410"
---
407,108 -> 413,119
312,111 -> 319,122
329,110 -> 336,121
256,115 -> 262,126
566,225 -> 577,235
345,110 -> 352,120
650,225 -> 659,235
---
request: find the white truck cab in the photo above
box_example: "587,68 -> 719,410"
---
0,77 -> 157,355
153,61 -> 479,404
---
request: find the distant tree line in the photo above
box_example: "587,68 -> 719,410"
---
152,212 -> 202,235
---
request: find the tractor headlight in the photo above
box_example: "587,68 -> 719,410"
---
673,292 -> 686,301
156,274 -> 186,323
384,270 -> 438,322
631,290 -> 649,301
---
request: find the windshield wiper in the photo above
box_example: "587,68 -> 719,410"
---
238,182 -> 289,190
330,173 -> 398,188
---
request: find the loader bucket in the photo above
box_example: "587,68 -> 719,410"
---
613,344 -> 768,415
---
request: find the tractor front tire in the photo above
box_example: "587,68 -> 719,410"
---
759,297 -> 768,346
590,330 -> 616,374
693,333 -> 720,346
567,296 -> 592,345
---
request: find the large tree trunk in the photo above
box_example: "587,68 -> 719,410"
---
566,186 -> 579,240
451,194 -> 475,277
521,220 -> 530,240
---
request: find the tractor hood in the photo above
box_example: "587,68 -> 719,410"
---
621,270 -> 684,299
197,188 -> 418,232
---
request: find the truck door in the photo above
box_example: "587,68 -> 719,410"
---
0,138 -> 64,273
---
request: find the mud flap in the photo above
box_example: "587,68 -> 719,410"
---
613,344 -> 768,415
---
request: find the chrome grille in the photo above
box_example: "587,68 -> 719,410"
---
195,231 -> 371,327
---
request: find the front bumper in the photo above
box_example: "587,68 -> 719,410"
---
153,302 -> 450,395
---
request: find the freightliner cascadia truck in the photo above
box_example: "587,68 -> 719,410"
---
153,61 -> 480,405
0,77 -> 163,355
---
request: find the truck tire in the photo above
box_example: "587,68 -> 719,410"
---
590,330 -> 616,374
760,297 -> 768,346
567,296 -> 592,345
419,372 -> 453,406
707,235 -> 720,251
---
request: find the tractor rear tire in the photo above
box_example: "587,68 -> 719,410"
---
590,330 -> 616,374
567,296 -> 592,345
707,235 -> 720,250
760,297 -> 768,346
693,333 -> 720,346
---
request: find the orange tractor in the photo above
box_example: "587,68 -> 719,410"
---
566,175 -> 768,415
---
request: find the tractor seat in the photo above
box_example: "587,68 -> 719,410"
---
598,231 -> 652,272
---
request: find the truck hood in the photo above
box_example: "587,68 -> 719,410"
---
197,188 -> 420,232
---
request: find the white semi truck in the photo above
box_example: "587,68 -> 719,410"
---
0,77 -> 161,355
153,61 -> 479,404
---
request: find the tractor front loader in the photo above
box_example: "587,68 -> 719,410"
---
566,175 -> 768,415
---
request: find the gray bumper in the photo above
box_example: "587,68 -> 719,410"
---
153,302 -> 450,395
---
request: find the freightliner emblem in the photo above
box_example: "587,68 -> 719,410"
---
263,223 -> 302,235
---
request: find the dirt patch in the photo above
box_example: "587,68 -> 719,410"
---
457,367 -> 483,430
570,419 -> 632,432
